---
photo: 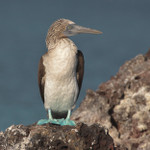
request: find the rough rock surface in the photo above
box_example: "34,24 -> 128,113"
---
71,49 -> 150,150
0,123 -> 115,150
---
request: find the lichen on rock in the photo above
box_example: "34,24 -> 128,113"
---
0,123 -> 114,150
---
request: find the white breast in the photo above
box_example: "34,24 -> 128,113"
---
43,39 -> 79,113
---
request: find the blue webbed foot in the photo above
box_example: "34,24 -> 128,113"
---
58,109 -> 76,126
59,119 -> 76,126
37,118 -> 60,125
37,119 -> 50,125
37,109 -> 76,126
37,109 -> 60,125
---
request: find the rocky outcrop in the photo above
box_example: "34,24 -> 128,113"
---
0,123 -> 115,150
72,49 -> 150,150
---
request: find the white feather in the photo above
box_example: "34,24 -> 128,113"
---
43,38 -> 79,113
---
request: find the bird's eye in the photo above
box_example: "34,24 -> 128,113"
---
67,24 -> 73,30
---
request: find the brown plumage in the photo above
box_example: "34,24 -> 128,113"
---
76,50 -> 84,99
46,19 -> 75,49
38,56 -> 45,103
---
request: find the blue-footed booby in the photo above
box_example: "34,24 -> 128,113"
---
37,19 -> 102,126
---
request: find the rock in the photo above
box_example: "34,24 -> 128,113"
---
0,123 -> 115,150
71,49 -> 150,150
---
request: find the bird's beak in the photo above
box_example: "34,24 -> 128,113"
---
72,24 -> 103,34
64,24 -> 102,36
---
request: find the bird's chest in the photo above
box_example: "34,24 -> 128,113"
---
44,40 -> 77,80
43,40 -> 78,111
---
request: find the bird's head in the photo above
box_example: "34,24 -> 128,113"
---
46,18 -> 102,48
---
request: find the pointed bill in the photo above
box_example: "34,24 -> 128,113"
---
73,24 -> 103,34
64,24 -> 102,36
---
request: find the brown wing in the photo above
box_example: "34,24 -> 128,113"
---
38,56 -> 45,103
76,50 -> 84,99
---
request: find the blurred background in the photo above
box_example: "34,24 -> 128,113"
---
0,0 -> 150,131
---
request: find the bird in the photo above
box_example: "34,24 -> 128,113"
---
37,18 -> 102,126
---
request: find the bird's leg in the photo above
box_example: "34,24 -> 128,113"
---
37,109 -> 59,125
59,109 -> 76,126
37,109 -> 76,126
66,109 -> 71,120
48,109 -> 53,120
